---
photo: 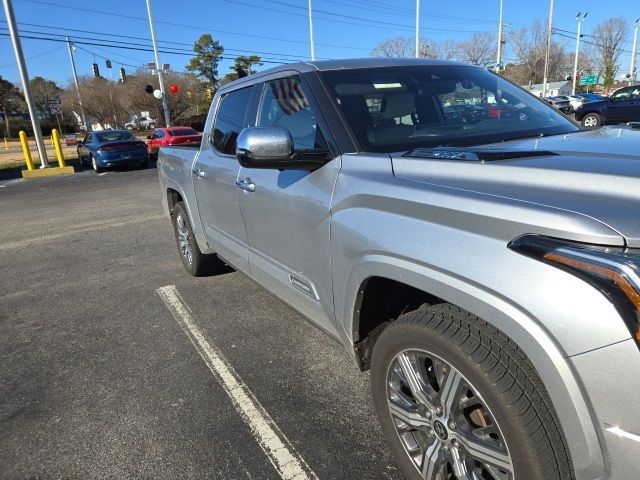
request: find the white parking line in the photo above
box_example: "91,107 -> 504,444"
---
157,285 -> 318,480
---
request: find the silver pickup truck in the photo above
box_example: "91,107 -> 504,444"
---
158,58 -> 640,480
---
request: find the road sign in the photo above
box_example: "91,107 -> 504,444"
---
46,99 -> 61,105
579,74 -> 598,86
49,104 -> 61,114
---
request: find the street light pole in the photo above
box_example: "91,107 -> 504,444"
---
2,0 -> 49,167
415,0 -> 420,58
573,12 -> 587,95
145,0 -> 170,128
542,0 -> 555,98
496,0 -> 503,72
66,36 -> 87,131
308,0 -> 315,61
630,19 -> 639,86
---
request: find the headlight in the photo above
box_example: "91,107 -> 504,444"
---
509,235 -> 640,349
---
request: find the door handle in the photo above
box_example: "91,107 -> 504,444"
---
235,179 -> 256,192
192,168 -> 206,178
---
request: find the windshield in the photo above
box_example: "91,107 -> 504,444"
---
96,131 -> 135,142
321,65 -> 578,153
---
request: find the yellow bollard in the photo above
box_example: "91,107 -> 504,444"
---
3,137 -> 8,149
19,131 -> 34,171
51,129 -> 66,168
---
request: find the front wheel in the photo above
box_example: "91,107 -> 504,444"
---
581,112 -> 601,128
171,202 -> 221,276
370,304 -> 573,480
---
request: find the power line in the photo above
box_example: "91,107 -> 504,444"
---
16,0 -> 370,51
0,27 -> 309,64
0,30 -> 306,65
219,0 -> 492,34
0,20 -> 325,60
0,44 -> 64,69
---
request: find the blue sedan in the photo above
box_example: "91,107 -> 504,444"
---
77,130 -> 149,172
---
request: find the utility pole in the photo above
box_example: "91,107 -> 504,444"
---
630,18 -> 639,86
2,0 -> 48,166
66,36 -> 87,131
573,12 -> 587,95
145,0 -> 170,128
307,0 -> 315,61
105,60 -> 118,128
496,0 -> 503,72
415,0 -> 420,58
542,0 -> 555,98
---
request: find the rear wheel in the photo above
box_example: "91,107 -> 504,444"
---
582,112 -> 601,128
91,154 -> 102,173
371,303 -> 573,480
171,202 -> 220,276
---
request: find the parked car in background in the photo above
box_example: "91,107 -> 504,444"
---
574,85 -> 640,128
77,130 -> 148,172
543,96 -> 573,114
146,127 -> 202,158
576,92 -> 605,102
124,116 -> 157,130
158,58 -> 640,480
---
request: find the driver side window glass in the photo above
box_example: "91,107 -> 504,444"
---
155,130 -> 164,139
256,77 -> 326,150
212,87 -> 252,154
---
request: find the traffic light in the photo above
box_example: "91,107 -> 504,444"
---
206,88 -> 212,99
92,63 -> 100,77
105,59 -> 112,69
119,68 -> 126,83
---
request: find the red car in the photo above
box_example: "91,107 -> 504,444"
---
147,127 -> 202,157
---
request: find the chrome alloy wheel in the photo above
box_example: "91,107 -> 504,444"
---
175,213 -> 193,266
386,349 -> 514,480
583,115 -> 598,128
91,155 -> 98,171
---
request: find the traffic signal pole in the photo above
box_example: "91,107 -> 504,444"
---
66,36 -> 87,131
146,0 -> 170,128
3,0 -> 49,167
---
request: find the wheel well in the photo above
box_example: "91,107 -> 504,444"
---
353,277 -> 444,371
167,188 -> 183,212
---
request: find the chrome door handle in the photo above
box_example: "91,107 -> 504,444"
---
192,168 -> 206,178
235,179 -> 255,192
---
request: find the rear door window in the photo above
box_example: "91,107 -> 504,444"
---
212,87 -> 252,154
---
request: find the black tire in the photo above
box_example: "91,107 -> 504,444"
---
581,112 -> 602,128
139,159 -> 148,169
371,303 -> 573,480
171,202 -> 219,276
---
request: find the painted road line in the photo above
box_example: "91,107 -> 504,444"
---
157,285 -> 318,480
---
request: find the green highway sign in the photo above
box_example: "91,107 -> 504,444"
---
579,74 -> 598,86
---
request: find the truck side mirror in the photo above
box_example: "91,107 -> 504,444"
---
236,126 -> 328,171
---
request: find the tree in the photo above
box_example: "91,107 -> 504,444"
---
457,33 -> 496,67
507,20 -> 569,85
29,76 -> 62,115
118,70 -> 202,125
186,34 -> 224,87
72,76 -> 125,127
590,18 -> 628,91
371,36 -> 415,58
220,55 -> 263,85
0,76 -> 23,138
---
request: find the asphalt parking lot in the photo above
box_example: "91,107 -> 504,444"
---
0,166 -> 401,480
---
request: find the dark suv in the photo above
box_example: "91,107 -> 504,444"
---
574,85 -> 640,127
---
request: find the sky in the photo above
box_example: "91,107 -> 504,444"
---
0,0 -> 637,88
